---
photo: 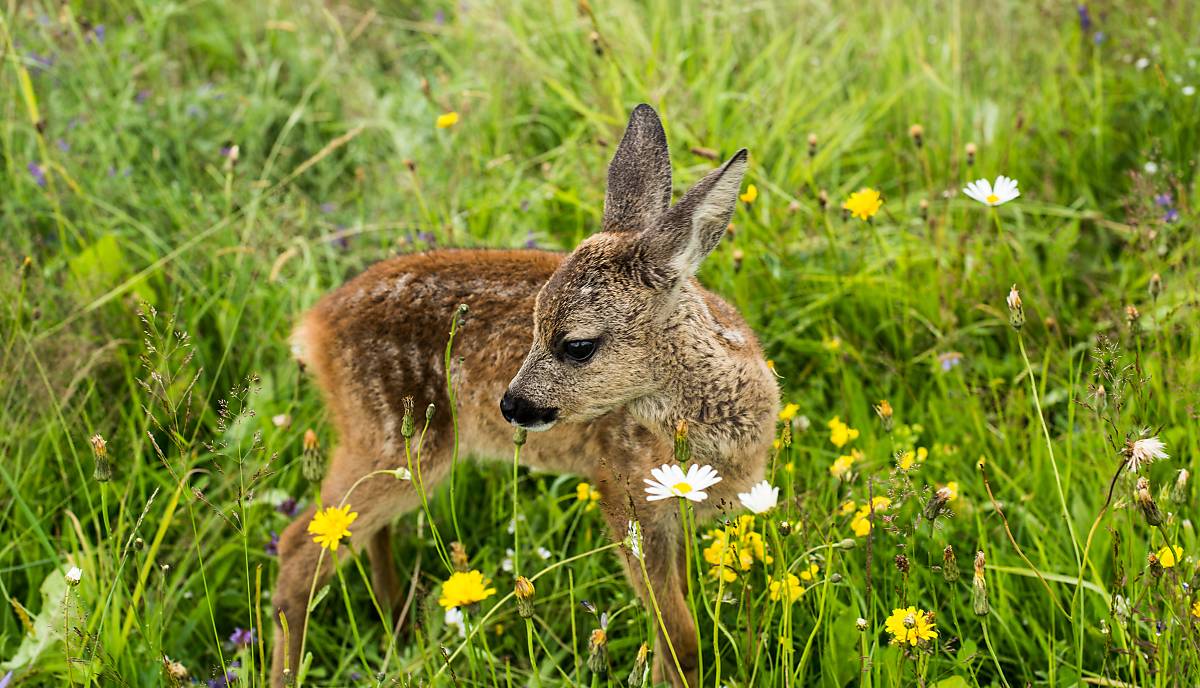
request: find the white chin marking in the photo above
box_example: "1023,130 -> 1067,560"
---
517,420 -> 557,432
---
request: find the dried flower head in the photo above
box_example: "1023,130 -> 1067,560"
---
1006,285 -> 1025,330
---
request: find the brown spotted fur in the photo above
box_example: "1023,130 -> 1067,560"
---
272,105 -> 779,687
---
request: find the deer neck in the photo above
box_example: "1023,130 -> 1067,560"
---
627,286 -> 776,465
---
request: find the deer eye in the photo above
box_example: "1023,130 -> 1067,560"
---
563,339 -> 598,363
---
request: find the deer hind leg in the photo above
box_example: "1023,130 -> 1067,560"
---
271,442 -> 449,687
598,487 -> 699,688
367,524 -> 402,618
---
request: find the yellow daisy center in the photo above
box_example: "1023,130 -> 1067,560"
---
985,194 -> 999,204
673,482 -> 693,494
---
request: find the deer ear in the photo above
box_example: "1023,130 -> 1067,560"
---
601,104 -> 673,233
643,149 -> 748,283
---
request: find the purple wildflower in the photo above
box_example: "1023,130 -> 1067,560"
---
937,352 -> 963,372
93,25 -> 106,43
524,232 -> 539,249
265,531 -> 279,556
434,9 -> 446,24
1164,208 -> 1179,223
1092,31 -> 1104,44
319,202 -> 337,214
1154,193 -> 1173,208
27,52 -> 54,74
276,497 -> 299,517
27,162 -> 47,187
136,89 -> 151,104
1,671 -> 12,688
229,627 -> 254,647
416,231 -> 436,245
1077,5 -> 1091,32
56,138 -> 70,152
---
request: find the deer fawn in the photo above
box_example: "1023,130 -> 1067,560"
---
272,104 -> 779,687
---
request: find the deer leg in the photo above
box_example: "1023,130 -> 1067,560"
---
598,487 -> 699,688
367,524 -> 402,619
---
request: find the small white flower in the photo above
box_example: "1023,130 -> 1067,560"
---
501,548 -> 515,573
536,546 -> 551,560
444,607 -> 467,638
65,566 -> 83,586
392,467 -> 412,481
271,413 -> 291,428
1128,436 -> 1168,473
626,520 -> 644,560
1144,161 -> 1159,175
644,463 -> 722,502
795,415 -> 811,433
737,480 -> 779,514
963,176 -> 1020,206
1184,85 -> 1196,97
1135,56 -> 1150,70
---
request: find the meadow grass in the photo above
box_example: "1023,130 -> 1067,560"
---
3,0 -> 1200,685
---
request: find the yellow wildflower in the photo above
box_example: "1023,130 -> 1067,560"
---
850,497 -> 891,537
798,562 -> 819,582
576,482 -> 601,511
883,606 -> 938,645
822,336 -> 842,351
942,481 -> 959,501
739,184 -> 758,203
308,504 -> 358,552
839,500 -> 857,516
1156,545 -> 1183,568
830,450 -> 858,479
843,188 -> 883,220
828,417 -> 860,449
1193,600 -> 1200,618
769,573 -> 805,604
898,450 -> 916,471
436,111 -> 460,129
779,403 -> 800,422
702,516 -> 772,579
439,570 -> 496,609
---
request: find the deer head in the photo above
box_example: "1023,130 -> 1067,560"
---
500,104 -> 748,430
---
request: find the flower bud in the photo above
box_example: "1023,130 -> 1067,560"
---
1135,476 -> 1164,526
817,189 -> 828,209
965,142 -> 977,166
923,487 -> 951,521
1149,272 -> 1163,301
942,545 -> 960,582
587,628 -> 609,675
401,396 -> 415,439
450,541 -> 469,572
673,420 -> 690,463
807,133 -> 818,158
66,566 -> 83,586
627,643 -> 649,688
513,426 -> 527,448
1148,553 -> 1164,579
515,576 -> 535,618
873,399 -> 893,432
1125,304 -> 1141,334
90,433 -> 112,482
919,198 -> 929,221
777,520 -> 792,536
855,617 -> 868,631
972,551 -> 989,616
1006,285 -> 1025,330
426,403 -> 436,423
1172,469 -> 1190,503
908,124 -> 924,148
301,429 -> 326,483
833,538 -> 857,550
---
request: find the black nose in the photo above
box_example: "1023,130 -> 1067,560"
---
500,391 -> 559,427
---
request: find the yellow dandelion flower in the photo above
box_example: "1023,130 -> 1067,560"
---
916,447 -> 928,462
843,188 -> 883,220
439,570 -> 497,609
1156,545 -> 1183,568
709,565 -> 738,583
576,482 -> 601,511
1192,600 -> 1200,618
942,481 -> 959,501
739,184 -> 758,204
779,403 -> 800,422
769,574 -> 805,604
436,111 -> 460,129
898,450 -> 916,471
822,336 -> 842,352
827,417 -> 860,449
784,461 -> 794,473
830,452 -> 856,479
883,606 -> 938,646
839,500 -> 857,516
308,504 -> 358,552
798,562 -> 819,582
851,497 -> 891,537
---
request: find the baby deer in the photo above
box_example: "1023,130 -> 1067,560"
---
273,104 -> 779,687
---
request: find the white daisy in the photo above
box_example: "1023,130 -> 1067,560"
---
963,176 -> 1020,206
1128,436 -> 1168,473
536,546 -> 551,560
444,607 -> 467,638
737,480 -> 779,514
644,463 -> 722,502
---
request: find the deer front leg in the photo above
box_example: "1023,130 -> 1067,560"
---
599,490 -> 699,688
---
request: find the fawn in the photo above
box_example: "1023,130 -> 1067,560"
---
272,104 -> 779,687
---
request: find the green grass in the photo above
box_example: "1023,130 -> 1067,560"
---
3,0 -> 1200,685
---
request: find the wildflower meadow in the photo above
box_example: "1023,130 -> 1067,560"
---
4,1 -> 1200,686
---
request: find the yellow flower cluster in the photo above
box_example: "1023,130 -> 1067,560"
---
897,446 -> 928,471
830,449 -> 862,479
849,496 -> 891,536
703,515 -> 772,582
576,481 -> 601,511
828,417 -> 859,449
884,606 -> 938,645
